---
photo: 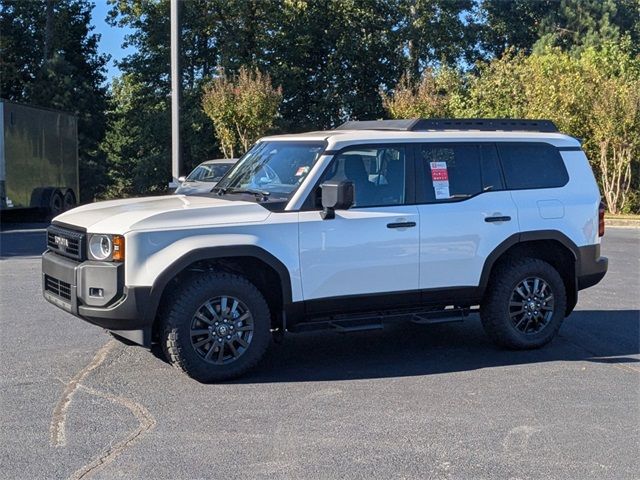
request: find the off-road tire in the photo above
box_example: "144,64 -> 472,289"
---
480,257 -> 567,349
160,271 -> 271,382
62,189 -> 77,211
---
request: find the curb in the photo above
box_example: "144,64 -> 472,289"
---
605,218 -> 640,228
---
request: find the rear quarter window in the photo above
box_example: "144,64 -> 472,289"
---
498,143 -> 569,189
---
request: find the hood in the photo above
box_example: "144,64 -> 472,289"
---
53,195 -> 271,233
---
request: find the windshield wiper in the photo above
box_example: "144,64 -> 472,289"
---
226,188 -> 271,200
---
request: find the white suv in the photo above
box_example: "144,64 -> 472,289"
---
42,119 -> 608,381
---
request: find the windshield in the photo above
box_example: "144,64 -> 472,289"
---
186,163 -> 233,182
216,141 -> 325,200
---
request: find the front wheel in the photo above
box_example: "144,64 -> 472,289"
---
480,257 -> 567,349
161,272 -> 272,382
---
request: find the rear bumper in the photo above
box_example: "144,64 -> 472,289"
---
42,251 -> 153,346
576,244 -> 608,290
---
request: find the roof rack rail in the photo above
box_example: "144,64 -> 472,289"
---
336,118 -> 559,133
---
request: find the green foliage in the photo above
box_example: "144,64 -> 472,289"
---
100,74 -> 170,198
534,0 -> 640,53
380,67 -> 463,119
100,0 -> 221,197
102,0 -> 480,195
383,41 -> 640,213
0,0 -> 109,202
5,0 -> 639,206
202,67 -> 282,158
480,0 -> 640,56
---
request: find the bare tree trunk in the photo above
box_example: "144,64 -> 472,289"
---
599,140 -> 634,214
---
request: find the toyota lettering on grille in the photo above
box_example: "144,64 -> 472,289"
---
54,235 -> 69,248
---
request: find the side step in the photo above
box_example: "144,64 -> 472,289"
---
410,308 -> 466,325
289,307 -> 472,333
328,319 -> 384,333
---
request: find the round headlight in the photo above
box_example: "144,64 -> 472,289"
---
89,234 -> 112,260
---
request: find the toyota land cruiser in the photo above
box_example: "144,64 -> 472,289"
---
42,119 -> 608,381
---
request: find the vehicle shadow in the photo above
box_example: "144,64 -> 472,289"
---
0,226 -> 47,258
233,309 -> 639,384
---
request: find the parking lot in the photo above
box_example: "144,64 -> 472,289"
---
1,225 -> 638,479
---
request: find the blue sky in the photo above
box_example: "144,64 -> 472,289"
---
91,1 -> 133,82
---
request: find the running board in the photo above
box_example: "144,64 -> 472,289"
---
328,320 -> 384,333
289,307 -> 472,333
410,309 -> 466,325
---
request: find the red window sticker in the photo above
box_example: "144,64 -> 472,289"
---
430,162 -> 449,181
429,161 -> 450,199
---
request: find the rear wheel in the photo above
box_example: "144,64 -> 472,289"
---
62,189 -> 76,211
49,189 -> 64,216
161,271 -> 271,382
480,257 -> 566,349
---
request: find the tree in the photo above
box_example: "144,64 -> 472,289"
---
100,74 -> 171,198
381,67 -> 463,119
102,0 -> 225,194
382,41 -> 640,213
590,78 -> 639,213
202,67 -> 282,158
480,0 -> 640,56
535,0 -> 640,53
398,0 -> 478,80
0,0 -> 109,202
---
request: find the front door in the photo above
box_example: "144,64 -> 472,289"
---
298,144 -> 420,314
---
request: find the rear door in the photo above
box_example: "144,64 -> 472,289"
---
415,143 -> 519,290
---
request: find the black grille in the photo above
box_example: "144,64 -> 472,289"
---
44,274 -> 72,301
47,225 -> 85,261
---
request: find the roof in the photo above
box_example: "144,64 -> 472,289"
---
335,118 -> 559,132
260,118 -> 580,148
261,129 -> 581,149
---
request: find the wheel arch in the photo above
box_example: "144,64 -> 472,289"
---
480,231 -> 580,315
147,246 -> 293,340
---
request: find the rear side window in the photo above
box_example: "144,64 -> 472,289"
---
418,144 -> 504,202
498,143 -> 568,189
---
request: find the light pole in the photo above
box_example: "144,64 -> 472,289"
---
170,0 -> 181,188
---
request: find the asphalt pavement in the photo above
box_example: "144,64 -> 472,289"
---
1,225 -> 638,479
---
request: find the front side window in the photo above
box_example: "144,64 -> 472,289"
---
216,141 -> 325,201
319,146 -> 407,207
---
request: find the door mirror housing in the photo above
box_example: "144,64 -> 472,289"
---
178,176 -> 187,183
320,180 -> 354,219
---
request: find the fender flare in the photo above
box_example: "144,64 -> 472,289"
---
144,245 -> 293,324
478,230 -> 580,293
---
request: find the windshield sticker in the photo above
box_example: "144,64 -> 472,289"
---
295,166 -> 310,177
430,162 -> 450,199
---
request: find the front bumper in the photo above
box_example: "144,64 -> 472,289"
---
42,251 -> 153,345
576,244 -> 608,290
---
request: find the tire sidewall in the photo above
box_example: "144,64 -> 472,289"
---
163,274 -> 271,381
484,259 -> 567,348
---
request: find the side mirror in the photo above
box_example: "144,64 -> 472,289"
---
320,180 -> 354,220
178,176 -> 186,183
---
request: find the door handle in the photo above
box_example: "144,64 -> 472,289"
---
485,216 -> 511,223
387,221 -> 417,229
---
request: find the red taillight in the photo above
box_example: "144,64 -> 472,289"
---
598,201 -> 606,237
